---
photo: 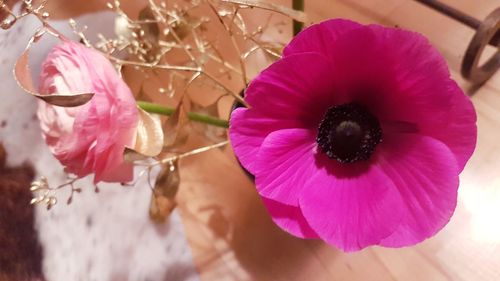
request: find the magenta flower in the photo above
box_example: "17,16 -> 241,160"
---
229,19 -> 477,251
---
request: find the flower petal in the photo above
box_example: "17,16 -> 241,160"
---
320,24 -> 476,172
420,82 -> 477,171
298,155 -> 403,252
254,128 -> 317,206
261,197 -> 318,239
96,144 -> 134,183
245,53 -> 341,127
377,134 -> 459,247
38,41 -> 139,184
283,19 -> 362,57
229,108 -> 301,175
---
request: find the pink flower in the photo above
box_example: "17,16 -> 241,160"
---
37,40 -> 139,183
229,19 -> 477,251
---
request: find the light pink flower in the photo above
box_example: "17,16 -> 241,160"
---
37,40 -> 138,183
229,19 -> 477,251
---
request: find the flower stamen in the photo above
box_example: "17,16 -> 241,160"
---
317,103 -> 382,163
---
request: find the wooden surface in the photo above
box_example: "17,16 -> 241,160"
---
12,0 -> 500,280
175,1 -> 500,281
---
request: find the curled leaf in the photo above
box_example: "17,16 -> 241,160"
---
128,107 -> 164,157
149,160 -> 180,223
221,0 -> 308,23
14,37 -> 94,107
191,100 -> 227,143
163,100 -> 190,149
123,147 -> 150,162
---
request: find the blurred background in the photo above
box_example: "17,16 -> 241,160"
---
1,0 -> 499,280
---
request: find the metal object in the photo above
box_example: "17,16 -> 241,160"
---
415,0 -> 500,85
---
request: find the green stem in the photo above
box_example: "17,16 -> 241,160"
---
292,0 -> 304,36
137,101 -> 229,128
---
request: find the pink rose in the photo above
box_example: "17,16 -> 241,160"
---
37,40 -> 139,183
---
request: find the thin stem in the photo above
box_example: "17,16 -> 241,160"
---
292,0 -> 304,36
137,101 -> 229,128
159,140 -> 229,165
106,56 -> 248,107
208,1 -> 249,86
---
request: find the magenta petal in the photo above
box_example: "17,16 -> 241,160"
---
254,128 -> 316,206
421,81 -> 477,171
322,25 -> 451,122
298,160 -> 403,252
229,108 -> 301,174
377,134 -> 459,247
283,19 -> 362,57
322,25 -> 476,171
245,53 -> 341,126
261,197 -> 318,239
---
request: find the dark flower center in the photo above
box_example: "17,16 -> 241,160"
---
316,103 -> 382,164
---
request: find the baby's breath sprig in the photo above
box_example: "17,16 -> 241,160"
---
30,176 -> 94,209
